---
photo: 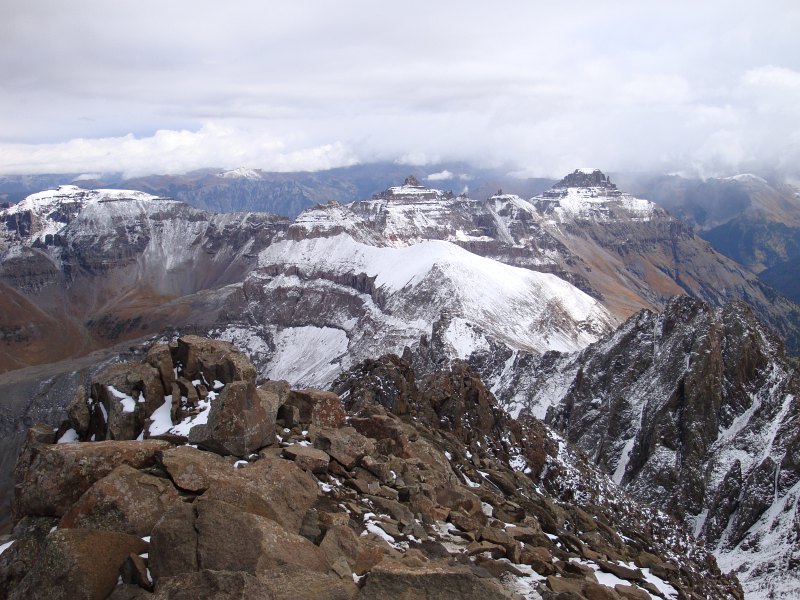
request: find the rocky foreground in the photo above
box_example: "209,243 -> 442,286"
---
0,337 -> 741,599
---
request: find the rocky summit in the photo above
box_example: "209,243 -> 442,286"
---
0,336 -> 740,599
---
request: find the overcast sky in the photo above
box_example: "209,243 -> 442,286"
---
1,1 -> 799,179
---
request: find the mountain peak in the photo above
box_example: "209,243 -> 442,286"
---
554,168 -> 616,190
402,174 -> 423,188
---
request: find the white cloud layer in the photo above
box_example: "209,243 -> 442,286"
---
1,0 -> 799,179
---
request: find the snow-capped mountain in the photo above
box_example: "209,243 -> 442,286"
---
3,171 -> 800,596
217,167 -> 263,180
510,296 -> 800,598
0,186 -> 287,371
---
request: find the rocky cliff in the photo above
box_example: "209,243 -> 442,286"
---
514,297 -> 800,598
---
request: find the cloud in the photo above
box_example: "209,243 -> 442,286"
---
1,1 -> 799,179
426,170 -> 454,181
0,124 -> 359,178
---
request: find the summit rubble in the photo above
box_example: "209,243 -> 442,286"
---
2,336 -> 741,599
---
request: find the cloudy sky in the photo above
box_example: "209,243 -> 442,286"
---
1,1 -> 799,179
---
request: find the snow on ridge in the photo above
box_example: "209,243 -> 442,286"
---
726,173 -> 768,185
218,167 -> 263,180
5,186 -> 161,215
258,233 -> 616,354
576,167 -> 601,174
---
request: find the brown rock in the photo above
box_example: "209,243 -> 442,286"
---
59,464 -> 181,536
433,484 -> 482,516
614,584 -> 651,600
173,335 -> 256,385
203,457 -> 319,533
357,560 -> 515,599
0,516 -> 58,597
93,362 -> 166,440
188,380 -> 276,456
349,414 -> 413,458
584,582 -> 623,600
195,498 -> 330,575
158,445 -> 233,492
13,439 -> 171,521
314,427 -> 375,469
257,564 -> 358,600
448,509 -> 487,532
547,575 -> 587,595
597,560 -> 644,582
9,528 -> 147,600
282,444 -> 330,474
285,389 -> 346,428
146,343 -> 176,397
152,570 -> 273,600
150,503 -> 199,581
67,387 -> 92,439
121,552 -> 153,591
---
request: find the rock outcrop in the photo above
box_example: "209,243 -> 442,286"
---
521,296 -> 800,598
0,337 -> 741,599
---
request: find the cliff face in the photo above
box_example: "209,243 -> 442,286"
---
1,336 -> 740,600
515,297 -> 800,598
0,187 -> 289,371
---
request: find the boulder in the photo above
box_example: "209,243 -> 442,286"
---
67,387 -> 92,439
160,447 -> 318,533
59,464 -> 182,536
314,427 -> 375,469
13,439 -> 171,521
357,560 -> 515,599
251,564 -> 358,600
202,457 -> 319,533
9,528 -> 147,600
92,362 -> 166,440
173,335 -> 256,385
158,445 -> 233,492
150,503 -> 199,581
0,516 -> 58,597
282,444 -> 330,474
349,414 -> 413,458
146,343 -> 176,395
195,498 -> 330,575
152,570 -> 273,600
285,389 -> 346,428
188,380 -> 275,456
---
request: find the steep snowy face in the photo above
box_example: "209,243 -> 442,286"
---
517,296 -> 800,598
229,232 -> 615,388
1,185 -> 162,246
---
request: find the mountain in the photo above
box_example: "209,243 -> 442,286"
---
0,163 -> 556,219
615,172 -> 800,304
508,296 -> 800,598
0,185 -> 288,371
0,335 -> 741,599
4,171 -> 800,595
